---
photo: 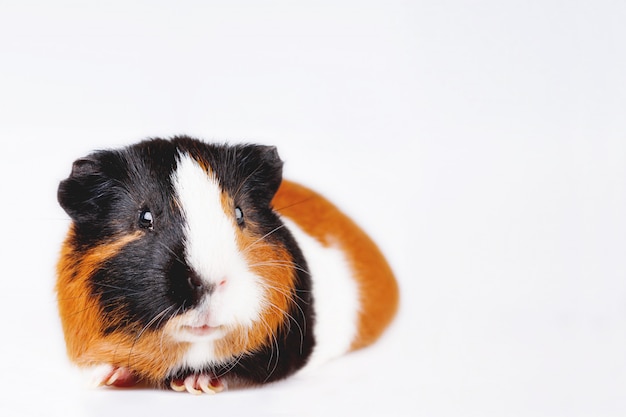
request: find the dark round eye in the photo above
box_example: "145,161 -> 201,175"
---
235,206 -> 244,225
139,209 -> 154,230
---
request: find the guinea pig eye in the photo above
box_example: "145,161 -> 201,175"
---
235,206 -> 244,226
138,209 -> 154,230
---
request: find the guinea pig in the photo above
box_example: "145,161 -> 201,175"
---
56,136 -> 399,394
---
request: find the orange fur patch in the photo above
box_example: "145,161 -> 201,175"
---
271,180 -> 399,350
56,228 -> 188,382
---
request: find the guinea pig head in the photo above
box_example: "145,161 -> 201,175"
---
56,138 -> 295,382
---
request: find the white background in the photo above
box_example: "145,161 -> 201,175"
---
1,1 -> 625,416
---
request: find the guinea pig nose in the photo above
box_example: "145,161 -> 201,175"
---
186,270 -> 216,296
187,271 -> 205,291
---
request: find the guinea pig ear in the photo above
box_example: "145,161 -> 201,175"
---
240,144 -> 284,201
57,155 -> 110,222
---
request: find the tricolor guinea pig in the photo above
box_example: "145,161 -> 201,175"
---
56,136 -> 399,394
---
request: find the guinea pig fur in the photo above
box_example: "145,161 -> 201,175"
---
56,136 -> 399,394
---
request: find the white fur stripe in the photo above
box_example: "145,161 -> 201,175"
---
171,154 -> 237,286
169,154 -> 264,368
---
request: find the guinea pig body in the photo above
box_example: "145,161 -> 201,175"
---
56,137 -> 398,393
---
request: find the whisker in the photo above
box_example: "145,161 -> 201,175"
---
258,281 -> 309,307
233,156 -> 264,198
248,259 -> 311,276
57,288 -> 133,302
272,197 -> 316,213
157,242 -> 186,266
265,302 -> 305,355
64,295 -> 131,317
91,282 -> 144,295
213,351 -> 246,379
127,306 -> 175,368
159,305 -> 184,358
253,316 -> 280,380
241,224 -> 287,255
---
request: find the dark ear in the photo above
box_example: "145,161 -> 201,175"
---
239,144 -> 284,202
57,154 -> 111,222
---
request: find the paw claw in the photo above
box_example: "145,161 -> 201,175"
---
209,378 -> 226,393
184,376 -> 203,395
170,379 -> 186,392
105,372 -> 119,386
170,374 -> 225,394
91,365 -> 137,388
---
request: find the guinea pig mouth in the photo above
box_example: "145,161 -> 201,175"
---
181,324 -> 223,338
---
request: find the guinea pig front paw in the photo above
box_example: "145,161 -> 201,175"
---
90,364 -> 138,388
169,374 -> 226,395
